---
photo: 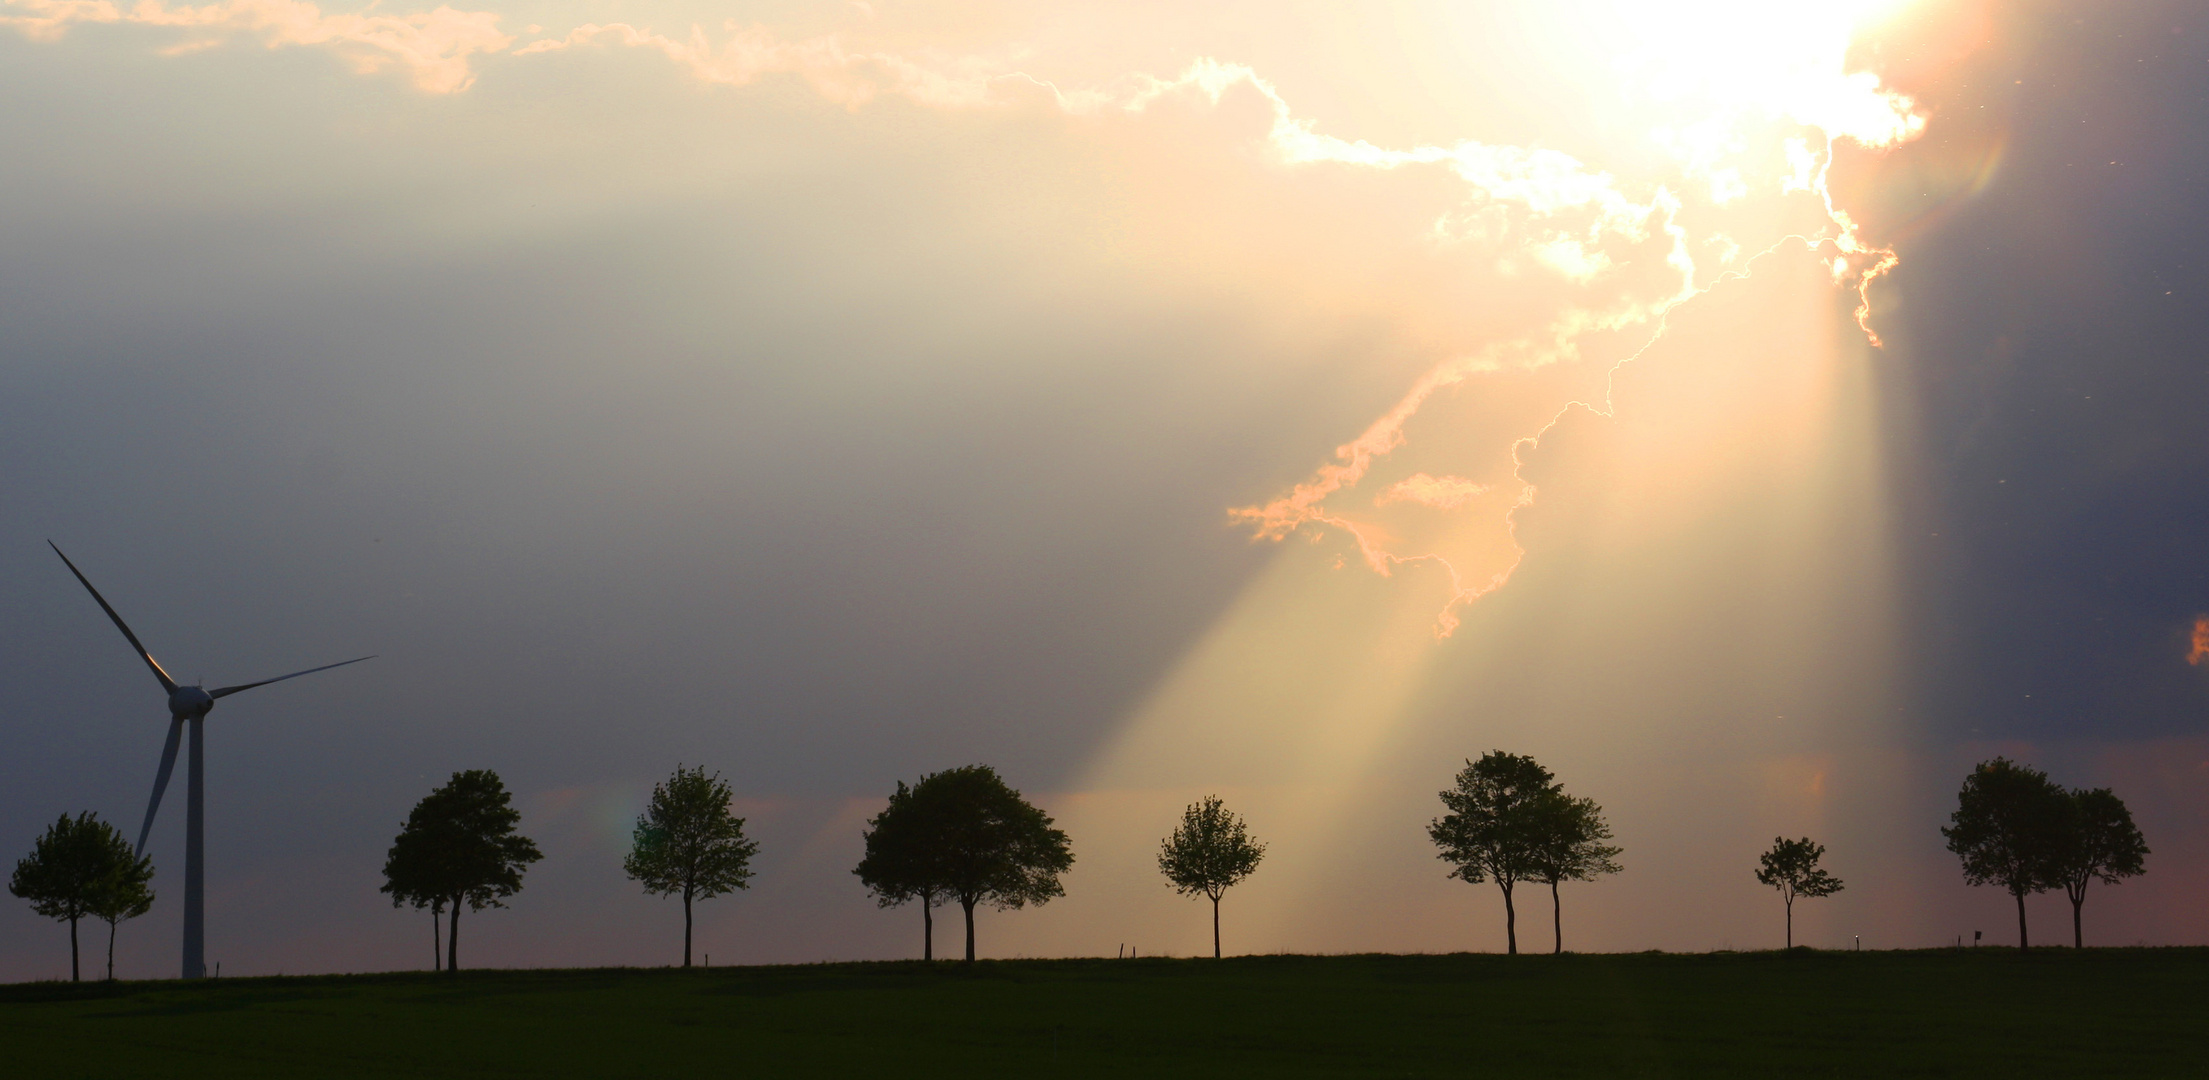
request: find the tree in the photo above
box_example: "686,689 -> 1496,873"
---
1157,795 -> 1267,959
1941,758 -> 2072,952
1429,752 -> 1557,955
855,779 -> 951,960
381,816 -> 448,971
381,770 -> 543,972
2056,787 -> 2148,949
89,836 -> 155,982
624,765 -> 760,967
11,813 -> 142,983
1754,837 -> 1843,949
1524,788 -> 1621,955
868,765 -> 1072,962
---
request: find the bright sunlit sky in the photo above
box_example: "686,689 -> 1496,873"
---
3,0 -> 2206,979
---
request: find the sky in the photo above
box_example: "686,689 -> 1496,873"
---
2,0 -> 2204,980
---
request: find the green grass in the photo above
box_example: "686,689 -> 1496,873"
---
2,948 -> 2200,1078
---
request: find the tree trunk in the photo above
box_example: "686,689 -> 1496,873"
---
1501,881 -> 1517,955
449,896 -> 462,972
1212,894 -> 1222,959
2071,885 -> 2085,949
2013,890 -> 2029,952
433,907 -> 441,972
70,915 -> 80,982
962,897 -> 978,962
107,919 -> 117,981
1550,879 -> 1562,955
683,886 -> 694,968
1785,893 -> 1794,949
923,896 -> 933,961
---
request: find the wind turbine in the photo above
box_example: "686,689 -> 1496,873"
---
49,542 -> 373,980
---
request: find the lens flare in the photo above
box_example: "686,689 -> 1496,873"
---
2189,617 -> 2208,667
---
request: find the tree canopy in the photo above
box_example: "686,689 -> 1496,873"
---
1754,836 -> 1843,949
381,769 -> 543,972
2056,786 -> 2147,948
855,779 -> 951,960
857,765 -> 1072,962
1523,788 -> 1621,955
1429,751 -> 1557,955
1157,795 -> 1267,958
624,765 -> 759,967
1941,758 -> 2071,951
10,812 -> 148,983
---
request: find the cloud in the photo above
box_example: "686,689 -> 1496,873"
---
1,0 -> 1924,644
1,0 -> 511,92
1376,475 -> 1488,511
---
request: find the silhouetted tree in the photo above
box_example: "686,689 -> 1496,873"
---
1525,788 -> 1621,955
381,770 -> 543,972
381,823 -> 447,971
1942,758 -> 2071,951
1430,752 -> 1556,954
1157,795 -> 1267,959
10,813 -> 142,983
855,779 -> 951,960
624,765 -> 759,967
1754,836 -> 1843,949
89,834 -> 155,982
877,765 -> 1072,962
2056,787 -> 2147,948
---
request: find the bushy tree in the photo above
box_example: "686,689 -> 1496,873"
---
10,813 -> 147,982
857,765 -> 1072,962
381,822 -> 448,971
1157,795 -> 1267,958
90,838 -> 155,982
624,765 -> 759,967
1941,758 -> 2071,951
2056,787 -> 2147,948
855,779 -> 950,960
1429,752 -> 1556,954
1525,789 -> 1621,955
1754,837 -> 1843,949
381,770 -> 543,972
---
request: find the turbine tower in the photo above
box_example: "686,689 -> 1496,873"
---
50,542 -> 372,980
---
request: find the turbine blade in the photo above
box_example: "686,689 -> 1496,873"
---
136,717 -> 184,857
209,654 -> 376,699
48,541 -> 178,695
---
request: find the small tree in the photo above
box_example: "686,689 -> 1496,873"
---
1754,837 -> 1843,949
381,819 -> 448,971
381,770 -> 543,972
624,765 -> 760,967
1941,758 -> 2071,952
1157,795 -> 1267,959
1429,751 -> 1555,954
2056,787 -> 2147,948
1525,789 -> 1621,955
855,779 -> 950,960
89,835 -> 155,981
10,813 -> 138,982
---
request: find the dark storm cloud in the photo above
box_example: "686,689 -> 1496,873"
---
1878,0 -> 2209,740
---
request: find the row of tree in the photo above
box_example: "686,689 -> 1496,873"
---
7,813 -> 154,981
11,753 -> 2153,977
1942,757 -> 2149,951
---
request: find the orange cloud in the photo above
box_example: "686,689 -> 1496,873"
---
1376,474 -> 1489,511
2189,616 -> 2208,666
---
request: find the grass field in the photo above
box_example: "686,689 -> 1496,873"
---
3,948 -> 2201,1078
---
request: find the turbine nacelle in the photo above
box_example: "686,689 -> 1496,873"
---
168,684 -> 214,718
